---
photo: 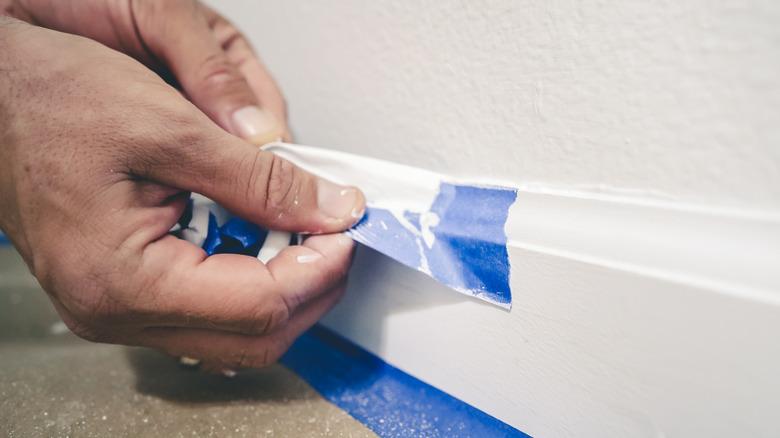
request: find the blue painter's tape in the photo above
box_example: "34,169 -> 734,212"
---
202,213 -> 268,256
348,182 -> 517,307
178,180 -> 516,307
282,326 -> 531,438
202,213 -> 222,255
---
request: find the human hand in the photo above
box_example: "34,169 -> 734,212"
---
3,0 -> 290,144
0,18 -> 365,370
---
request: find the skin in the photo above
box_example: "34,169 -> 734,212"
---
0,1 -> 366,374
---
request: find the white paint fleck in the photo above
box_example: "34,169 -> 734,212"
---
296,253 -> 322,264
420,212 -> 440,249
257,231 -> 292,263
351,207 -> 365,219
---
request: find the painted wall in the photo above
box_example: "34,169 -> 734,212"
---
211,0 -> 779,214
208,2 -> 780,437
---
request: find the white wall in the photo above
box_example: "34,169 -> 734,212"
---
209,1 -> 780,437
212,0 -> 779,214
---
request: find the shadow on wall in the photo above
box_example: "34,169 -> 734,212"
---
323,245 -> 499,353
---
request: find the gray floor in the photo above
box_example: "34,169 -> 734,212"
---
0,248 -> 375,437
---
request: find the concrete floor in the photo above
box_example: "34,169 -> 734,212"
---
0,248 -> 375,437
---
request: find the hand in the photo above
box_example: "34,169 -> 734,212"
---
0,18 -> 365,370
3,0 -> 290,143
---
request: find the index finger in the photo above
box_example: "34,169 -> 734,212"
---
201,4 -> 290,141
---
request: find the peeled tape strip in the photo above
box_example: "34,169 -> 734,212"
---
175,143 -> 517,309
263,143 -> 516,308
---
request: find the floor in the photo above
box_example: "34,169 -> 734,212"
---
0,248 -> 375,437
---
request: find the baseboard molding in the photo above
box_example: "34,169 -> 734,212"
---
323,189 -> 780,437
508,187 -> 780,303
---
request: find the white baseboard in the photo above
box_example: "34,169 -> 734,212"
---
508,187 -> 780,303
323,189 -> 780,437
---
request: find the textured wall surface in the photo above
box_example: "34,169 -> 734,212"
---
211,0 -> 779,213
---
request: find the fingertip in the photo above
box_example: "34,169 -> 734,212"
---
316,179 -> 367,230
260,234 -> 353,308
266,234 -> 353,280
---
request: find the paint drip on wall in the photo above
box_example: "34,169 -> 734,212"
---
174,143 -> 517,308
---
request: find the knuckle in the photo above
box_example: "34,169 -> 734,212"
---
260,154 -> 300,219
153,103 -> 205,149
124,100 -> 207,178
196,53 -> 250,99
245,293 -> 291,335
233,149 -> 265,206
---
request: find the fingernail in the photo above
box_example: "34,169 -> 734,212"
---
296,253 -> 323,264
317,180 -> 362,222
222,369 -> 237,378
232,106 -> 282,146
351,206 -> 365,220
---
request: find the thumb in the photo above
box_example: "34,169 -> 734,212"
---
140,126 -> 365,234
137,1 -> 282,145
